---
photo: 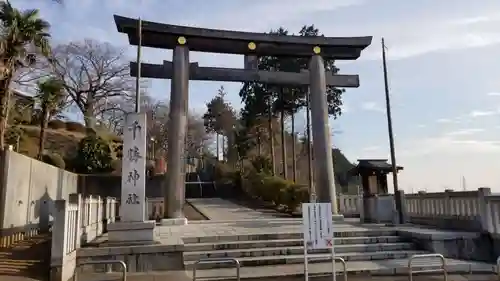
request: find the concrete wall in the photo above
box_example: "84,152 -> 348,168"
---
78,175 -> 216,199
78,174 -> 165,198
0,150 -> 78,237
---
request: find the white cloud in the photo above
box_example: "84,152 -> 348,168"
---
447,14 -> 500,26
436,118 -> 454,123
444,128 -> 484,136
469,110 -> 498,117
400,136 -> 500,156
487,92 -> 500,96
362,145 -> 381,151
352,12 -> 500,61
360,102 -> 385,113
176,0 -> 365,32
417,124 -> 426,128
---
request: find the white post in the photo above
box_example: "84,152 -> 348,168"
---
51,200 -> 69,264
69,194 -> 82,249
96,196 -> 103,235
478,187 -> 492,232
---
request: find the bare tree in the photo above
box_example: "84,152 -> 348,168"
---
50,39 -> 140,129
104,93 -> 209,159
186,112 -> 211,158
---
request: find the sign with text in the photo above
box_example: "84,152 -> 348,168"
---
121,112 -> 147,222
302,203 -> 334,250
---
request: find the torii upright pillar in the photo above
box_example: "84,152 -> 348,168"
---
309,54 -> 338,214
163,45 -> 189,224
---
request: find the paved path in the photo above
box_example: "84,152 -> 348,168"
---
187,198 -> 286,220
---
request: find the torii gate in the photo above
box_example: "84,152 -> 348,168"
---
113,15 -> 372,220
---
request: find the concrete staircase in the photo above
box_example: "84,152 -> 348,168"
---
0,233 -> 51,280
184,229 -> 423,268
182,228 -> 494,279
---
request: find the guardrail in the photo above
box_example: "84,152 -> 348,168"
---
334,257 -> 347,281
74,260 -> 127,281
496,256 -> 500,278
193,258 -> 240,281
408,254 -> 447,281
307,256 -> 347,281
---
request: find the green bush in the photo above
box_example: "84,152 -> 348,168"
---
250,156 -> 273,174
72,135 -> 114,174
65,121 -> 86,133
41,153 -> 66,169
244,172 -> 309,214
283,184 -> 309,213
214,161 -> 238,184
48,119 -> 66,129
110,159 -> 122,174
103,133 -> 122,143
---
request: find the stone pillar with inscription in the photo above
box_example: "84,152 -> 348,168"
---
107,113 -> 156,243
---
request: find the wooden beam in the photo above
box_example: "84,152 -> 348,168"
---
115,15 -> 372,59
130,61 -> 360,87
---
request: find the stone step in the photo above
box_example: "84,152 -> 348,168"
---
184,235 -> 405,251
184,250 -> 427,269
183,229 -> 397,244
183,243 -> 415,261
187,258 -> 495,280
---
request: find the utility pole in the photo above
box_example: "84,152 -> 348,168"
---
135,18 -> 142,113
382,38 -> 403,224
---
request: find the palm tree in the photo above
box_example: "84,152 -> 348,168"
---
36,78 -> 64,159
0,1 -> 51,149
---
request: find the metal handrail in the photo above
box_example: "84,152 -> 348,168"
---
334,257 -> 347,281
496,256 -> 500,278
193,258 -> 240,281
408,254 -> 447,281
306,256 -> 347,281
74,260 -> 127,281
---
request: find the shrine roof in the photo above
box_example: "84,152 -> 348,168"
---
348,159 -> 403,175
114,15 -> 372,59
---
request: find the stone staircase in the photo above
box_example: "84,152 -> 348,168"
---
0,233 -> 51,280
183,228 -> 423,269
182,227 -> 494,279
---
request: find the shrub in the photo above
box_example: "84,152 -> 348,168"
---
72,135 -> 114,174
282,184 -> 309,213
250,156 -> 273,174
110,159 -> 122,174
41,153 -> 66,169
48,119 -> 66,130
103,133 -> 122,143
245,172 -> 309,214
214,162 -> 238,184
65,121 -> 86,133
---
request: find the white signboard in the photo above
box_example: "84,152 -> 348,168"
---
120,113 -> 147,222
302,202 -> 336,281
302,203 -> 334,249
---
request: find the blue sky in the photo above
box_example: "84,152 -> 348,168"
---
14,0 -> 500,192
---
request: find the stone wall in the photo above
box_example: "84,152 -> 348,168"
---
0,150 -> 78,240
78,174 -> 165,198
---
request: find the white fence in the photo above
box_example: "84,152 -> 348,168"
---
50,194 -> 118,281
338,194 -> 362,217
336,188 -> 500,234
404,188 -> 489,231
146,198 -> 164,220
